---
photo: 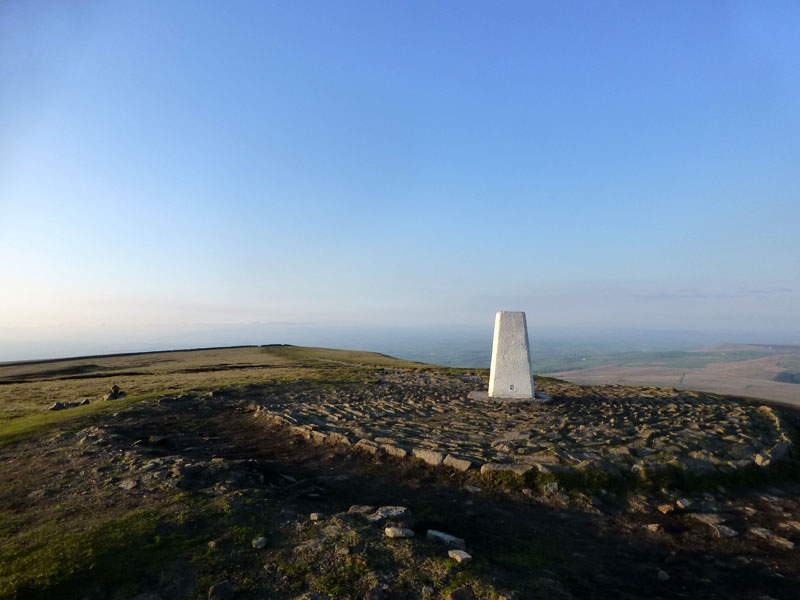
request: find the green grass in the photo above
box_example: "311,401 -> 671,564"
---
0,486 -> 281,600
0,392 -> 160,447
0,508 -> 168,599
0,346 -> 441,426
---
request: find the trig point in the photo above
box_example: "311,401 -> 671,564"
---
488,311 -> 535,399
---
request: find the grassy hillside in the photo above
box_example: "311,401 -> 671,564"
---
0,345 -> 428,428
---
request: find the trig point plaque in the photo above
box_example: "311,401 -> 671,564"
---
488,311 -> 535,399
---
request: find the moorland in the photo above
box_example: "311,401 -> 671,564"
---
1,345 -> 799,600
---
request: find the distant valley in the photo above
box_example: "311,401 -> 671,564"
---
547,344 -> 800,405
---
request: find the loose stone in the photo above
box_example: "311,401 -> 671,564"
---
443,454 -> 473,472
367,506 -> 414,527
427,529 -> 466,550
480,463 -> 532,477
252,536 -> 267,549
448,549 -> 472,563
711,524 -> 738,538
385,527 -> 414,538
309,513 -> 323,521
412,448 -> 444,466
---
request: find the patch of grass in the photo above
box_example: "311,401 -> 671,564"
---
0,392 -> 161,447
316,555 -> 370,597
0,508 -> 168,599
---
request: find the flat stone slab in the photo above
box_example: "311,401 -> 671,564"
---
253,370 -> 793,481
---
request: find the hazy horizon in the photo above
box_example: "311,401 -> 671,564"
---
2,321 -> 799,366
2,2 -> 799,360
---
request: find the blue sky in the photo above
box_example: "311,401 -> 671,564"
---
1,1 -> 799,359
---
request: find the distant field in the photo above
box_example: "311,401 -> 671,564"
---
550,344 -> 800,405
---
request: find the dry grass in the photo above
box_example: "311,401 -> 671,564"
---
0,345 -> 424,426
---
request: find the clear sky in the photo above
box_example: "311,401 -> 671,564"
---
1,1 -> 799,359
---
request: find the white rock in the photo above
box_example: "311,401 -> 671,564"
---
367,506 -> 413,526
448,549 -> 472,563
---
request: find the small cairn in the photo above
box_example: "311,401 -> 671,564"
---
103,384 -> 126,401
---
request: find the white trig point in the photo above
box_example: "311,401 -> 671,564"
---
488,311 -> 535,399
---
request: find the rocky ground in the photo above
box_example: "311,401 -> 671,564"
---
2,353 -> 800,599
255,371 -> 792,484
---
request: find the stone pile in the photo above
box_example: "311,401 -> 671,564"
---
254,371 -> 793,480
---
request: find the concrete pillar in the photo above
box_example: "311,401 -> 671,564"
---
488,311 -> 534,399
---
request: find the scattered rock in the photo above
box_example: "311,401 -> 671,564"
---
119,479 -> 138,491
103,385 -> 126,401
309,513 -> 323,521
690,513 -> 721,525
256,372 -> 792,487
252,536 -> 268,549
385,527 -> 414,538
366,506 -> 414,528
543,481 -> 559,495
711,524 -> 739,538
749,527 -> 794,548
427,530 -> 466,550
657,569 -> 670,581
448,549 -> 472,563
446,586 -> 477,600
480,462 -> 531,477
443,454 -> 473,472
675,498 -> 692,509
657,504 -> 674,515
411,448 -> 445,466
364,583 -> 388,600
778,521 -> 800,533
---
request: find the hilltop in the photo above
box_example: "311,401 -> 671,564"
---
1,346 -> 799,600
